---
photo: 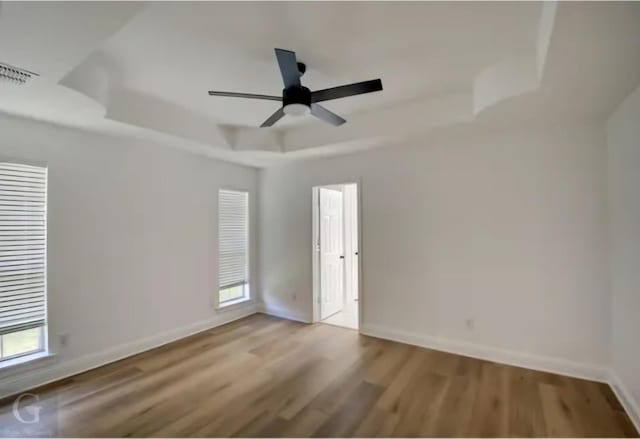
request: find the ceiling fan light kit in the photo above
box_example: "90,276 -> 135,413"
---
283,103 -> 310,117
282,84 -> 311,116
208,48 -> 383,127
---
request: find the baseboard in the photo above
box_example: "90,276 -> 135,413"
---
360,323 -> 607,383
258,303 -> 311,323
0,303 -> 258,400
608,370 -> 640,433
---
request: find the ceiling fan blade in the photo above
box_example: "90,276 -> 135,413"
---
208,91 -> 281,101
310,103 -> 346,126
311,79 -> 383,103
274,48 -> 301,88
260,107 -> 286,127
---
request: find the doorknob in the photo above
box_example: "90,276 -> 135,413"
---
339,255 -> 345,259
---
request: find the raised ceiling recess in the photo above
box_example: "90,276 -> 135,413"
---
0,2 -> 639,167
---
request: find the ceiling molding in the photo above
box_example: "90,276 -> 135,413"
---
46,2 -> 551,162
106,88 -> 231,151
217,3 -> 559,157
3,1 -> 640,168
0,2 -> 146,81
536,2 -> 558,80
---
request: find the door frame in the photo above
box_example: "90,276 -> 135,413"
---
312,180 -> 362,330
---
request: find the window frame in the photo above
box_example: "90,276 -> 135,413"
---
0,327 -> 45,362
217,189 -> 250,309
218,283 -> 250,308
0,157 -> 49,365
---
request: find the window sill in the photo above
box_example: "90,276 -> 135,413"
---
216,297 -> 252,312
0,351 -> 56,375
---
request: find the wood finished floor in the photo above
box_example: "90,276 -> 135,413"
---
0,314 -> 637,438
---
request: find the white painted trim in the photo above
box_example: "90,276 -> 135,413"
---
360,323 -> 608,383
356,178 -> 363,332
608,370 -> 640,433
0,351 -> 56,373
216,295 -> 252,311
312,185 -> 320,323
0,304 -> 258,400
259,303 -> 310,324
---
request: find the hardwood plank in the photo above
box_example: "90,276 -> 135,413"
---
540,381 -> 582,437
0,313 -> 636,438
267,409 -> 327,438
311,381 -> 383,437
467,363 -> 511,437
507,368 -> 548,437
375,347 -> 430,413
427,375 -> 477,437
406,372 -> 449,437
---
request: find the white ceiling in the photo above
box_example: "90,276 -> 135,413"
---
97,2 -> 539,126
1,1 -> 639,167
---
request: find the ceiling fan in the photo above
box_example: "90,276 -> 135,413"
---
208,48 -> 383,127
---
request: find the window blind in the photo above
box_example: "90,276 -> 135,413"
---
0,162 -> 47,336
218,190 -> 248,290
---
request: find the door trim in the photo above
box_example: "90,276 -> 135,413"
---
312,181 -> 362,330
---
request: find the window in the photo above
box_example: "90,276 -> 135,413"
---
0,161 -> 47,362
218,189 -> 249,307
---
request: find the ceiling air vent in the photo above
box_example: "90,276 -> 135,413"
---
0,62 -> 38,85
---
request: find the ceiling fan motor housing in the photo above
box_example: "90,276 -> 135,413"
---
208,48 -> 382,126
283,86 -> 311,108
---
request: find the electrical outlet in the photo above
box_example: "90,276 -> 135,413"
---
465,318 -> 475,331
59,333 -> 69,347
292,292 -> 297,302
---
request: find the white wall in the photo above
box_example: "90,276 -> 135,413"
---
260,122 -> 610,376
0,109 -> 619,398
0,113 -> 259,397
607,82 -> 640,427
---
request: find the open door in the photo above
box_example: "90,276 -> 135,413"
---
319,187 -> 344,320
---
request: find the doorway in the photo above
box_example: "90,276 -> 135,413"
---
312,183 -> 359,330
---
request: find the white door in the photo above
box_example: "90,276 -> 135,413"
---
320,187 -> 344,320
